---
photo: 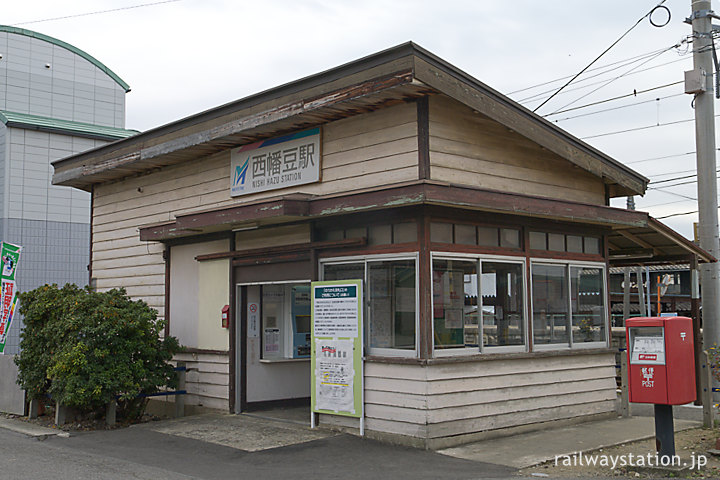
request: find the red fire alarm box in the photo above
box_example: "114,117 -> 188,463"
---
626,316 -> 695,405
221,305 -> 230,329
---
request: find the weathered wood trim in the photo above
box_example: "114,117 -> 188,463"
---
364,347 -> 615,365
417,96 -> 430,180
180,347 -> 230,355
54,70 -> 418,189
138,182 -> 651,242
228,233 -> 236,413
418,211 -> 432,359
164,246 -> 170,338
196,237 -> 367,262
89,184 -> 94,287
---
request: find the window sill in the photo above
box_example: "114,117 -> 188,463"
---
365,347 -> 615,365
259,358 -> 310,364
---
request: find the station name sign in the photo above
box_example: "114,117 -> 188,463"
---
230,128 -> 321,197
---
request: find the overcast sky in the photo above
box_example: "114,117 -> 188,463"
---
3,0 -> 713,239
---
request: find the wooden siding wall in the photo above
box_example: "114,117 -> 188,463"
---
360,353 -> 616,443
91,102 -> 419,317
428,95 -> 606,204
150,352 -> 230,411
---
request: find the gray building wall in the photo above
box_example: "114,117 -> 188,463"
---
0,28 -> 129,355
0,30 -> 126,127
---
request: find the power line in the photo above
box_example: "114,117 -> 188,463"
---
10,0 -> 181,26
656,210 -> 700,220
518,57 -> 688,104
551,93 -> 683,123
547,46 -> 674,114
648,167 -> 697,177
581,116 -> 696,140
532,0 -> 668,113
545,81 -> 683,117
508,47 -> 677,95
625,150 -> 701,165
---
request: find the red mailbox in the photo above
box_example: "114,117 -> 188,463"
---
626,316 -> 695,405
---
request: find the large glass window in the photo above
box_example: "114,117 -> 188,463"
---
432,256 -> 526,354
532,264 -> 569,345
322,257 -> 417,355
368,260 -> 416,351
571,266 -> 606,343
532,262 -> 607,348
432,259 -> 478,350
482,262 -> 525,348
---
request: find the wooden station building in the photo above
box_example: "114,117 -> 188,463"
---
51,43 -> 713,448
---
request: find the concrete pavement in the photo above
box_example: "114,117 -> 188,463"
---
0,405 -> 706,479
437,415 -> 701,468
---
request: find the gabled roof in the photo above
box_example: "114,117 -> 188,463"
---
51,42 -> 648,196
0,25 -> 130,92
0,111 -> 138,141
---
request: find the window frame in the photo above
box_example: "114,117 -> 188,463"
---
431,252 -> 529,357
530,259 -> 609,351
320,253 -> 420,358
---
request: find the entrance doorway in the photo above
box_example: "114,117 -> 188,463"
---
235,282 -> 312,418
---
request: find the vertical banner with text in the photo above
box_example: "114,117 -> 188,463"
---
0,242 -> 22,354
311,280 -> 363,422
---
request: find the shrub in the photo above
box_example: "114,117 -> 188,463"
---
15,284 -> 180,419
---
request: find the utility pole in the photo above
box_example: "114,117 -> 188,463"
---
689,1 -> 720,363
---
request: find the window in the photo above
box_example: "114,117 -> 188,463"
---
529,231 -> 602,255
430,222 -> 520,249
481,261 -> 525,348
432,255 -> 526,354
531,262 -> 607,348
368,260 -> 416,351
532,264 -> 569,346
432,259 -> 478,350
571,266 -> 606,343
319,221 -> 417,245
321,255 -> 418,356
260,283 -> 312,360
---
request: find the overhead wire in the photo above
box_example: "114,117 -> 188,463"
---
10,0 -> 182,26
508,47 -> 679,95
518,57 -> 689,104
546,45 -> 676,114
544,81 -> 683,117
550,93 -> 684,123
532,0 -> 669,113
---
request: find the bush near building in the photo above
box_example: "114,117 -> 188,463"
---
14,284 -> 180,420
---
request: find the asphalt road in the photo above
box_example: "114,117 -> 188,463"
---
1,424 -> 657,479
0,425 -> 519,480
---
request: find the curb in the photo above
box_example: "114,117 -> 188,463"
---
0,417 -> 69,439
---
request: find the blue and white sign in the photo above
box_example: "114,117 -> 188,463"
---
230,128 -> 321,197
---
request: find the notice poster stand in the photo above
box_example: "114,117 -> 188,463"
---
310,280 -> 364,435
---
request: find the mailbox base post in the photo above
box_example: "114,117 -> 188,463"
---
654,404 -> 676,458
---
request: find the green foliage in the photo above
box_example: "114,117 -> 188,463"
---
14,284 -> 180,418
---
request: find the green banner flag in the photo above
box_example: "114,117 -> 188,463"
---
0,242 -> 22,354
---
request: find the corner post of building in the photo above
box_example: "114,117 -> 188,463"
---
418,211 -> 432,359
228,233 -> 237,413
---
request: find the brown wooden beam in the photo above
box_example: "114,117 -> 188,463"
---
615,229 -> 664,256
196,237 -> 366,262
417,96 -> 430,180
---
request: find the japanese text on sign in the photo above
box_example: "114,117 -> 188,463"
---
313,285 -> 358,338
230,128 -> 320,197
